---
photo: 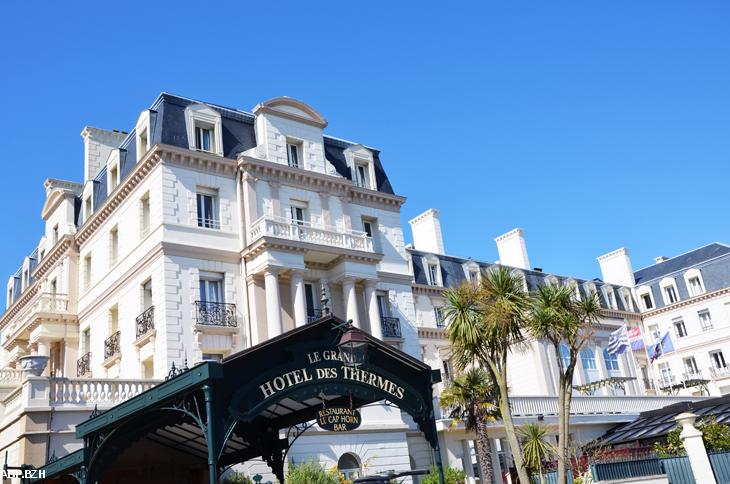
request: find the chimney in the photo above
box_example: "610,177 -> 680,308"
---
409,209 -> 445,254
654,256 -> 669,264
597,248 -> 635,287
494,228 -> 530,270
81,126 -> 128,183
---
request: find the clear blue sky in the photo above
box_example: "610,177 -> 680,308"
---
1,1 -> 729,285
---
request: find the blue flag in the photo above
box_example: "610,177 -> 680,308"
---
648,331 -> 674,362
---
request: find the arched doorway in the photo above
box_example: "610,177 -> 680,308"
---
337,452 -> 361,481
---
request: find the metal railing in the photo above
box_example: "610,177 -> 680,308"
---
307,308 -> 323,323
195,301 -> 237,327
682,370 -> 704,381
381,316 -> 402,338
104,331 -> 121,360
249,215 -> 373,252
136,306 -> 155,339
77,352 -> 91,377
710,366 -> 730,379
197,216 -> 221,229
507,395 -> 707,417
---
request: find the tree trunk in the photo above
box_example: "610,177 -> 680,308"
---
491,362 -> 530,484
475,418 -> 494,484
556,373 -> 567,484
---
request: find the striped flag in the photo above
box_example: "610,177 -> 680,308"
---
607,325 -> 629,354
627,326 -> 644,351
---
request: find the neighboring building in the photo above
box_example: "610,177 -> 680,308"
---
405,208 -> 697,482
0,93 -> 423,481
598,243 -> 730,397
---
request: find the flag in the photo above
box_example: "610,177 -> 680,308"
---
648,331 -> 675,362
607,326 -> 629,354
627,326 -> 644,351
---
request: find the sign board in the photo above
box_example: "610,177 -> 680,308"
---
317,407 -> 361,432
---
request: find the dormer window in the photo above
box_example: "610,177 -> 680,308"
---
185,104 -> 223,156
605,287 -> 616,309
637,286 -> 654,311
354,161 -> 372,189
109,163 -> 119,191
84,196 -> 92,222
135,110 -> 152,161
685,269 -> 706,297
287,141 -> 302,168
195,125 -> 214,152
424,257 -> 441,286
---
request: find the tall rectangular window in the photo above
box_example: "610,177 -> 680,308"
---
140,193 -> 150,237
195,125 -> 213,151
52,224 -> 59,245
50,278 -> 57,295
673,318 -> 687,338
377,294 -> 390,318
664,285 -> 678,304
698,310 -> 713,331
142,279 -> 153,309
304,283 -> 318,321
711,350 -> 727,370
83,254 -> 92,291
82,328 -> 91,355
110,165 -> 119,191
109,305 -> 119,334
354,162 -> 371,189
688,277 -> 704,296
683,357 -> 699,376
641,293 -> 653,310
290,205 -> 306,225
427,263 -> 439,286
434,307 -> 445,328
196,188 -> 219,229
287,142 -> 301,168
199,272 -> 223,303
109,226 -> 119,267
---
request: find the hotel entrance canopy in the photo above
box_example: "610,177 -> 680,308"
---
34,316 -> 444,484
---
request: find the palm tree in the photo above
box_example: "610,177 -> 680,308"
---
518,423 -> 555,484
440,367 -> 499,483
443,266 -> 532,484
528,283 -> 601,484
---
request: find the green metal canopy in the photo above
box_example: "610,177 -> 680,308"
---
33,315 -> 444,484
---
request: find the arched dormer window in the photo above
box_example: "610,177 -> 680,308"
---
603,284 -> 617,309
464,261 -> 480,286
513,270 -> 528,292
344,144 -> 376,190
135,110 -> 152,162
566,278 -> 580,300
423,255 -> 441,287
185,104 -> 223,156
545,275 -> 559,286
636,286 -> 655,311
684,268 -> 706,297
660,277 -> 680,305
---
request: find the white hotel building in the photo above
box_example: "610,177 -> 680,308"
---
0,93 -> 716,483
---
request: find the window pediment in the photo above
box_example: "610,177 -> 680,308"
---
184,104 -> 223,156
253,97 -> 328,129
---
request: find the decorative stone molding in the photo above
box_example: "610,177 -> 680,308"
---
252,96 -> 328,129
642,286 -> 730,318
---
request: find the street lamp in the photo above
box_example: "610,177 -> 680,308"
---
337,322 -> 368,368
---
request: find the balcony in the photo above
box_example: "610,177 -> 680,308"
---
195,301 -> 237,327
381,316 -> 402,338
136,306 -> 155,340
3,293 -> 73,348
77,352 -> 91,377
307,308 -> 323,324
682,370 -> 704,381
710,366 -> 730,379
104,331 -> 121,362
249,215 -> 373,253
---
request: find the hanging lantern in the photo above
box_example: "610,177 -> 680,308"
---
337,323 -> 368,367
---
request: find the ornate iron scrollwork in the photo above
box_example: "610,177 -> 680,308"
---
381,316 -> 402,338
195,301 -> 237,327
104,331 -> 120,360
77,352 -> 91,377
136,306 -> 155,339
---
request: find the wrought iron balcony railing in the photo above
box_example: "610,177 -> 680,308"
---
104,331 -> 121,360
136,306 -> 155,339
381,316 -> 402,338
710,366 -> 730,379
195,301 -> 237,327
77,352 -> 91,377
307,308 -> 323,324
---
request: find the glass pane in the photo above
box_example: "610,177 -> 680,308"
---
199,280 -> 207,302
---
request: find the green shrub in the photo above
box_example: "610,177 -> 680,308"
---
654,417 -> 730,456
222,471 -> 253,484
422,465 -> 466,484
286,460 -> 340,484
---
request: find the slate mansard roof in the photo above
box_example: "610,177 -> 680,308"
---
408,249 -> 638,312
5,93 -> 397,308
632,243 -> 730,310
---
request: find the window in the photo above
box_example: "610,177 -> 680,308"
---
290,204 -> 307,225
196,188 -> 220,229
142,279 -> 153,310
140,192 -> 150,237
138,128 -> 149,157
442,359 -> 452,381
82,328 -> 91,355
688,276 -> 704,296
40,249 -> 45,261
52,224 -> 59,245
362,217 -> 378,250
83,254 -> 92,291
603,348 -> 620,372
286,141 -> 302,168
711,350 -> 727,370
580,348 -> 597,370
109,226 -> 119,267
683,357 -> 699,377
142,358 -> 154,379
559,344 -> 570,369
377,294 -> 390,319
698,310 -> 713,331
337,453 -> 361,482
84,196 -> 92,222
109,164 -> 119,191
641,293 -> 654,310
305,283 -> 319,322
199,272 -> 224,303
22,269 -> 29,289
673,317 -> 687,338
109,305 -> 119,334
606,290 -> 616,309
659,362 -> 673,384
353,160 -> 372,189
427,262 -> 440,286
469,269 -> 479,285
195,125 -> 213,152
664,285 -> 678,304
434,307 -> 445,328
50,278 -> 57,295
621,289 -> 633,311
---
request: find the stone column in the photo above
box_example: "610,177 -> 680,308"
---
595,344 -> 609,395
461,440 -> 476,484
675,412 -> 716,483
341,278 -> 360,328
364,281 -> 382,339
291,271 -> 307,328
490,438 -> 502,484
264,268 -> 283,338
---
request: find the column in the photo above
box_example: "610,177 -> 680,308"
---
595,344 -> 609,395
490,438 -> 502,484
291,271 -> 307,328
341,278 -> 360,327
461,440 -> 476,484
364,281 -> 382,339
676,412 -> 716,483
264,268 -> 283,338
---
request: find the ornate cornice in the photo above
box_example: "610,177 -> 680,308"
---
642,286 -> 730,319
238,155 -> 406,212
599,308 -> 642,323
0,285 -> 39,331
412,283 -> 444,297
32,235 -> 76,281
418,327 -> 447,341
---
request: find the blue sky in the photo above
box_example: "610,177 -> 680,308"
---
1,1 -> 729,284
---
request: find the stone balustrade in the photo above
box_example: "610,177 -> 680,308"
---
49,378 -> 158,406
249,215 -> 374,252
